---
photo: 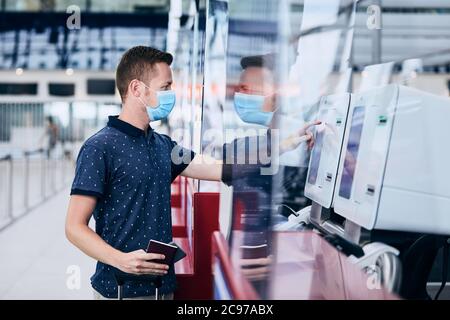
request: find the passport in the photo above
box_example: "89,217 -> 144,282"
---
146,239 -> 186,265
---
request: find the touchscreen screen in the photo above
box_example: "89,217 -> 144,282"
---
338,106 -> 365,199
307,129 -> 325,185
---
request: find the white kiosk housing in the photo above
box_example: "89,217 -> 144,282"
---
333,84 -> 450,235
304,93 -> 351,208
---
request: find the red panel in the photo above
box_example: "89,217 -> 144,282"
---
171,177 -> 182,208
173,237 -> 194,275
171,207 -> 187,238
171,194 -> 181,208
174,192 -> 220,300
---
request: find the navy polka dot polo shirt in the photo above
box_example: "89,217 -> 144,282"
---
70,115 -> 195,298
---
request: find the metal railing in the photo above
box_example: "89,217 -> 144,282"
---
0,148 -> 72,232
0,154 -> 13,222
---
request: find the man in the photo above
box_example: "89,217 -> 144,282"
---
221,54 -> 320,297
65,46 -> 221,299
41,115 -> 59,158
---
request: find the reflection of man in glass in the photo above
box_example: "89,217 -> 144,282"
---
231,54 -> 319,145
222,54 -> 319,296
223,54 -> 320,178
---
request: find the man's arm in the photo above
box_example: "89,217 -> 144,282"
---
180,154 -> 223,181
65,195 -> 169,275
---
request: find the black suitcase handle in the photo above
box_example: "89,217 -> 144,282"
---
113,271 -> 162,300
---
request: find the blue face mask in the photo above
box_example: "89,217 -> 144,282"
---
139,83 -> 176,121
233,92 -> 274,126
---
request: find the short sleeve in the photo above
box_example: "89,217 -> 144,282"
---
70,143 -> 108,198
221,136 -> 272,186
222,141 -> 235,186
169,139 -> 196,182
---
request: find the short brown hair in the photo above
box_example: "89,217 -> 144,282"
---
116,46 -> 173,101
240,53 -> 275,71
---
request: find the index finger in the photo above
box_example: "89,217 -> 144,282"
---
140,252 -> 166,261
303,120 -> 322,131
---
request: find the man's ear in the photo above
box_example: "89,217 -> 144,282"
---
129,79 -> 142,98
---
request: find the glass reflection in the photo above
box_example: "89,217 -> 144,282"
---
224,54 -> 277,297
219,1 -> 281,297
207,0 -> 450,299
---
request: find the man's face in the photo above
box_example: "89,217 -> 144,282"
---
142,62 -> 173,108
237,67 -> 276,112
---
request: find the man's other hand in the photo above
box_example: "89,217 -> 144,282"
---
114,249 -> 169,276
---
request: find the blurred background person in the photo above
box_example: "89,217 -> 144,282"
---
43,115 -> 59,158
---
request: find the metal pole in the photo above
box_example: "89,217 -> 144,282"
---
51,157 -> 55,193
41,150 -> 45,199
347,2 -> 356,93
24,152 -> 29,210
8,156 -> 13,220
118,284 -> 123,300
58,153 -> 62,190
371,0 -> 382,65
349,41 -> 354,92
56,151 -> 59,190
62,152 -> 66,184
42,152 -> 47,199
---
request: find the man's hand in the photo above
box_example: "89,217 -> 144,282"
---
239,256 -> 273,281
114,249 -> 169,276
280,120 -> 322,154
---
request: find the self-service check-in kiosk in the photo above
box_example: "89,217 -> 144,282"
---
274,93 -> 351,231
332,84 -> 450,294
279,84 -> 450,291
305,93 -> 351,208
333,84 -> 450,235
295,84 -> 450,237
284,84 -> 450,294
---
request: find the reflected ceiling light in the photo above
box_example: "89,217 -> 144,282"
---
66,68 -> 74,76
16,68 -> 24,75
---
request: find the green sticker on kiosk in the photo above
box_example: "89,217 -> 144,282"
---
378,115 -> 388,124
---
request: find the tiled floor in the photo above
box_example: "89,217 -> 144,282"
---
0,187 -> 95,299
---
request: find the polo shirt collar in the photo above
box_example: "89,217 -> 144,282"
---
107,115 -> 153,138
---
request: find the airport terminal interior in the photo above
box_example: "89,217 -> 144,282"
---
1,0 -> 450,300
